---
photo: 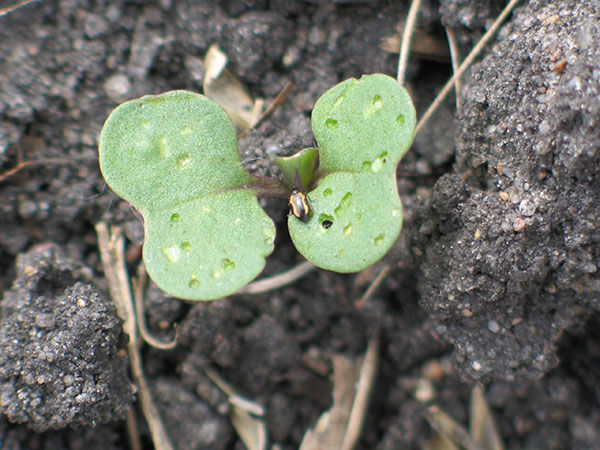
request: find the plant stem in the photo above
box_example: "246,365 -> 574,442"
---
397,0 -> 423,86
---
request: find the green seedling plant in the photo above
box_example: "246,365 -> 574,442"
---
99,74 -> 416,301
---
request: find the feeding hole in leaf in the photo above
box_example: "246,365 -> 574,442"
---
325,118 -> 338,131
222,258 -> 236,271
319,213 -> 334,230
177,153 -> 192,169
372,95 -> 384,109
364,94 -> 385,117
162,246 -> 182,263
334,192 -> 353,218
371,151 -> 389,173
157,136 -> 170,158
333,94 -> 345,108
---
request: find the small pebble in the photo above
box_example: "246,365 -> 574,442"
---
513,217 -> 526,232
104,74 -> 131,102
488,320 -> 500,333
415,378 -> 435,403
519,199 -> 536,216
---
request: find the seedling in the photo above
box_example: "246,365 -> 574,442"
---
98,74 -> 416,300
288,74 -> 415,272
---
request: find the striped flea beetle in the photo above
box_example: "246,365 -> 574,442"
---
289,188 -> 310,222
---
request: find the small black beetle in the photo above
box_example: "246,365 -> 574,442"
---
289,188 -> 310,222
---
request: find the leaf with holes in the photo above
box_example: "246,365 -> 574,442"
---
288,172 -> 403,272
288,74 -> 416,272
99,91 -> 275,300
312,74 -> 416,175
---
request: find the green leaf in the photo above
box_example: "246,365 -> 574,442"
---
274,147 -> 319,189
289,74 -> 415,272
143,190 -> 275,300
288,172 -> 402,272
99,91 -> 275,300
99,90 -> 251,212
312,73 -> 416,175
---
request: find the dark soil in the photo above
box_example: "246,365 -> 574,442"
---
0,0 -> 598,449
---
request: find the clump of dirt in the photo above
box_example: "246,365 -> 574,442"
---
0,244 -> 132,431
412,0 -> 600,382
